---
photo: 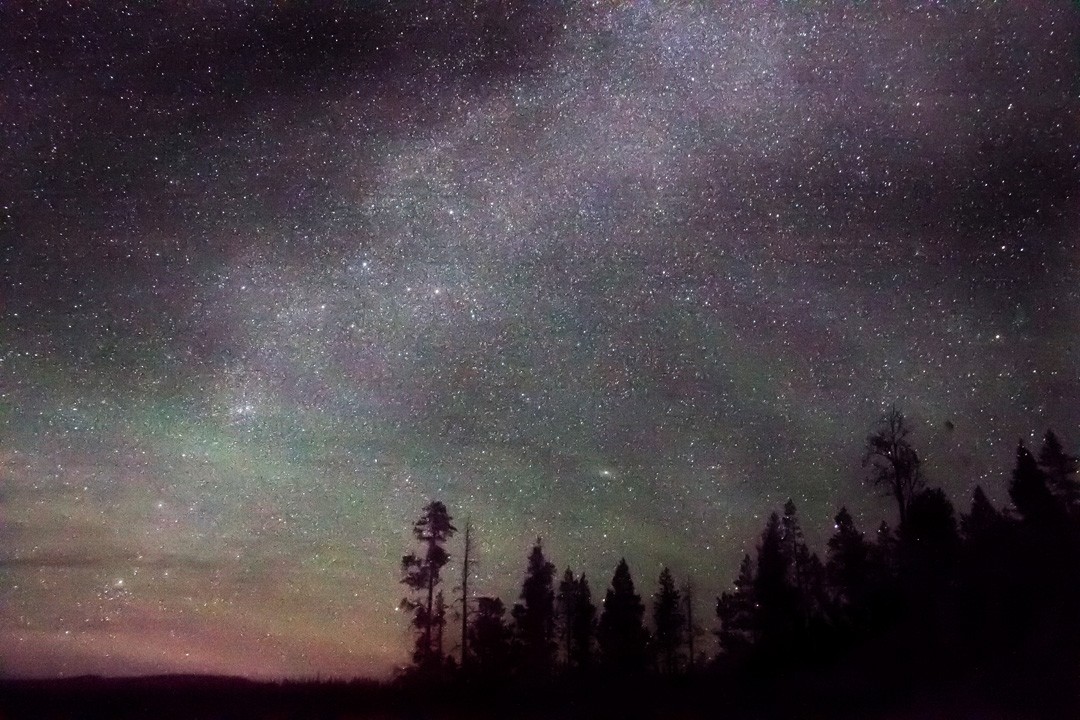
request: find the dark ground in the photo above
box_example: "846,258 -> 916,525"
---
0,666 -> 1074,720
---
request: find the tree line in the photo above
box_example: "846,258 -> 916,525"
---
399,407 -> 1080,701
400,503 -> 679,679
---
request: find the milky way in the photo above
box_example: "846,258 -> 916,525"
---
2,1 -> 1078,679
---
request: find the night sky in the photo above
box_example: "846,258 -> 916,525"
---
2,1 -> 1078,680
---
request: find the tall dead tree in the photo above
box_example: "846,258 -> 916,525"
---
863,406 -> 925,528
683,579 -> 696,670
459,518 -> 473,668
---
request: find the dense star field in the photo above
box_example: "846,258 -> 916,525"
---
1,1 -> 1077,680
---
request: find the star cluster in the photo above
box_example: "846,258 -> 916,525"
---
1,1 -> 1078,679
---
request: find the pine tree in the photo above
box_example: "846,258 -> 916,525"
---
826,507 -> 870,615
717,554 -> 756,654
865,520 -> 901,625
781,499 -> 817,624
871,520 -> 898,575
1010,441 -> 1059,524
1039,430 -> 1079,511
458,519 -> 473,669
652,567 -> 683,674
469,596 -> 511,677
957,485 -> 1013,659
557,567 -> 577,667
1008,440 -> 1079,663
401,501 -> 457,668
961,486 -> 1004,546
569,574 -> 596,671
434,590 -> 448,660
598,558 -> 649,673
902,488 -> 959,572
682,579 -> 698,670
754,512 -> 797,648
511,538 -> 557,676
801,551 -> 829,625
900,487 -> 960,638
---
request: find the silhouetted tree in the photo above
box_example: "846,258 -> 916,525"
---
864,407 -> 924,527
781,500 -> 810,592
458,519 -> 474,669
898,488 -> 960,656
826,507 -> 870,619
556,567 -> 577,667
865,520 -> 902,626
754,512 -> 798,648
870,520 -> 898,576
802,552 -> 829,627
598,559 -> 649,673
682,579 -> 700,670
960,486 -> 1005,546
434,590 -> 448,660
652,567 -> 683,674
1006,438 -> 1080,685
1039,430 -> 1079,511
901,488 -> 959,580
957,485 -> 1013,660
512,539 -> 557,676
469,596 -> 511,678
1010,441 -> 1059,525
781,499 -> 824,626
717,554 -> 755,655
569,574 -> 596,671
401,501 -> 456,668
556,567 -> 597,671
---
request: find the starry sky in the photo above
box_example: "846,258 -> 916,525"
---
1,0 -> 1078,680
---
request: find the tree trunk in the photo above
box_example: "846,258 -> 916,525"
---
460,520 -> 471,669
425,547 -> 435,664
685,581 -> 695,672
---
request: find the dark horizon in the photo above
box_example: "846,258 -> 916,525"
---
2,0 -> 1078,682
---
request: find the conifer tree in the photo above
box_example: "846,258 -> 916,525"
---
401,501 -> 457,668
717,554 -> 756,654
961,486 -> 1004,545
598,558 -> 649,673
557,567 -> 578,666
682,579 -> 699,670
458,519 -> 473,668
801,551 -> 829,624
826,507 -> 870,615
781,499 -> 817,622
871,520 -> 898,578
900,488 -> 960,633
754,512 -> 797,647
1010,441 -> 1059,524
569,574 -> 596,671
864,520 -> 902,624
1039,430 -> 1079,510
469,596 -> 511,677
1008,440 -> 1078,652
957,485 -> 1013,658
512,539 -> 557,676
902,488 -> 959,572
652,567 -> 684,674
434,590 -> 447,660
